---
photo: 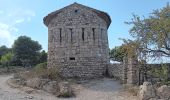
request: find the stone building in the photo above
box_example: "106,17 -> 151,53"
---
44,3 -> 111,78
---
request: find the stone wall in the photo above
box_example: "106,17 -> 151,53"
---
108,57 -> 170,85
108,57 -> 139,85
44,3 -> 111,78
108,64 -> 123,80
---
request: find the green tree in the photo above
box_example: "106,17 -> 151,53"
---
38,50 -> 47,63
126,3 -> 170,58
110,46 -> 125,62
0,52 -> 14,70
13,36 -> 42,67
110,39 -> 143,62
0,45 -> 11,59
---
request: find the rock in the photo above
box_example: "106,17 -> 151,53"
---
26,78 -> 41,89
57,81 -> 73,97
25,95 -> 34,99
157,85 -> 170,99
26,78 -> 49,89
42,81 -> 58,93
138,82 -> 156,100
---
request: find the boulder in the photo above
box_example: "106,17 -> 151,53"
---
138,82 -> 156,100
26,78 -> 41,89
42,81 -> 58,93
157,85 -> 170,99
57,81 -> 73,97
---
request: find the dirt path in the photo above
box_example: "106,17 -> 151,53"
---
0,75 -> 137,100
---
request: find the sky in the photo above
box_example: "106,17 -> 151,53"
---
0,0 -> 170,52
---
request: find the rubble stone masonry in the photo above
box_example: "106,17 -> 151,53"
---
44,3 -> 111,78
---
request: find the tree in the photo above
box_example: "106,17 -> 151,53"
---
126,3 -> 170,58
13,36 -> 42,67
110,39 -> 143,61
0,52 -> 14,70
110,46 -> 125,62
0,45 -> 11,59
38,50 -> 47,63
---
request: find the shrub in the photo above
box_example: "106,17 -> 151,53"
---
33,62 -> 47,77
20,62 -> 60,80
123,85 -> 139,96
57,92 -> 73,98
0,52 -> 14,68
46,68 -> 60,80
150,64 -> 169,84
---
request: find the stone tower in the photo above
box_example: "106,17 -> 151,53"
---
44,3 -> 111,78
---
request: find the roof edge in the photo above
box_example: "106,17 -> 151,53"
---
43,2 -> 111,28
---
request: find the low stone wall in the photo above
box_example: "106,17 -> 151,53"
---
108,64 -> 123,80
108,61 -> 170,85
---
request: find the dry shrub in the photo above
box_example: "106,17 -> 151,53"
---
124,85 -> 139,96
16,62 -> 60,80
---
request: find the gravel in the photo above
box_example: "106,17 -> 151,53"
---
0,75 -> 137,100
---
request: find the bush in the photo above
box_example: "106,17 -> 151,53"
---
34,62 -> 47,70
20,62 -> 60,80
150,64 -> 169,84
123,85 -> 139,96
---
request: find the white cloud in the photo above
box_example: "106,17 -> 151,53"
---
7,9 -> 36,25
0,9 -> 36,47
15,18 -> 25,24
0,23 -> 9,29
0,23 -> 19,47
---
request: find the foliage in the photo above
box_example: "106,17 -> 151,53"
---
13,36 -> 42,67
38,50 -> 47,63
0,45 -> 11,60
110,46 -> 125,62
0,52 -> 14,68
34,62 -> 47,71
150,64 -> 169,84
21,62 -> 60,80
124,85 -> 139,96
126,3 -> 170,58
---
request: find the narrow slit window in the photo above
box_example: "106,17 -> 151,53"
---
101,29 -> 103,35
69,28 -> 73,43
70,57 -> 75,60
92,28 -> 95,41
101,28 -> 103,39
82,28 -> 84,41
59,28 -> 62,44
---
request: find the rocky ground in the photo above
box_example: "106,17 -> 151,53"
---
0,74 -> 137,100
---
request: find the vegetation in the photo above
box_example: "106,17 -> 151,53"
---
0,45 -> 11,59
38,50 -> 47,64
0,35 -> 48,73
109,40 -> 143,62
0,52 -> 14,71
107,4 -> 170,84
20,62 -> 60,80
126,3 -> 170,58
13,36 -> 42,67
110,46 -> 125,62
150,64 -> 169,85
124,85 -> 139,96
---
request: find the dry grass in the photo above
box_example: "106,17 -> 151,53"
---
123,85 -> 139,96
14,62 -> 61,81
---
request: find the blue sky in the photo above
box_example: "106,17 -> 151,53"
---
0,0 -> 169,51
